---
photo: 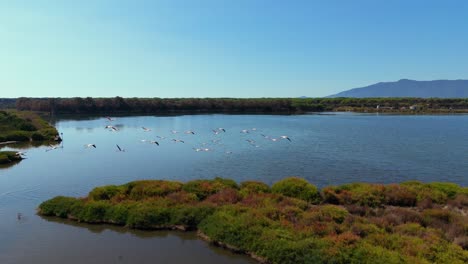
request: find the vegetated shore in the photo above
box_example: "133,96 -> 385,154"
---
4,97 -> 468,115
38,177 -> 468,264
0,151 -> 23,164
0,110 -> 61,165
0,110 -> 60,144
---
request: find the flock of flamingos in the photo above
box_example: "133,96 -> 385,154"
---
42,116 -> 293,154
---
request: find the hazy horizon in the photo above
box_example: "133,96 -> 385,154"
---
1,1 -> 467,98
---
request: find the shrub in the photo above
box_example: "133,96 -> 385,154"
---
38,128 -> 59,140
31,132 -> 45,141
182,177 -> 238,200
38,196 -> 83,218
166,191 -> 198,204
384,184 -> 417,206
126,203 -> 172,229
89,185 -> 126,201
271,177 -> 320,203
205,188 -> 241,205
171,205 -> 215,228
5,131 -> 30,141
104,202 -> 135,224
128,180 -> 183,200
239,181 -> 270,197
79,201 -> 111,223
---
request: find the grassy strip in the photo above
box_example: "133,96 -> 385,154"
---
0,110 -> 59,143
38,177 -> 468,264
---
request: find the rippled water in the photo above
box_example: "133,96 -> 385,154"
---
1,113 -> 467,263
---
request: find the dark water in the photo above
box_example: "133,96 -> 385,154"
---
1,113 -> 467,263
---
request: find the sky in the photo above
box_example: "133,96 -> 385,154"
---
1,0 -> 467,98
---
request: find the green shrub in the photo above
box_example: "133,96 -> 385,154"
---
127,180 -> 183,200
79,201 -> 111,223
126,203 -> 172,229
31,132 -> 45,141
104,202 -> 135,224
5,131 -> 30,141
239,181 -> 270,196
171,205 -> 215,228
271,177 -> 320,203
38,128 -> 59,140
182,177 -> 238,200
89,185 -> 127,201
38,196 -> 83,218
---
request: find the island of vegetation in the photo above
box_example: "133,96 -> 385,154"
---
0,151 -> 23,165
0,110 -> 60,143
1,97 -> 466,114
38,177 -> 468,264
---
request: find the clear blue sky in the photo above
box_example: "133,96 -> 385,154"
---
1,0 -> 467,98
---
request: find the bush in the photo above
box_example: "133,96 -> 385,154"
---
5,131 -> 30,141
89,185 -> 126,201
171,205 -> 215,228
271,177 -> 320,203
384,184 -> 417,207
239,181 -> 270,197
31,132 -> 45,141
126,203 -> 172,229
182,177 -> 238,200
38,196 -> 83,218
128,180 -> 183,200
79,201 -> 111,223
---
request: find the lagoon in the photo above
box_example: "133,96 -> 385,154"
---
1,113 -> 467,263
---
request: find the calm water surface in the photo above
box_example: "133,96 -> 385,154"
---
1,113 -> 467,263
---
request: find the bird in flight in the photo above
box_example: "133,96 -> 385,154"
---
116,144 -> 126,152
150,140 -> 159,146
84,144 -> 96,148
280,136 -> 292,142
142,127 -> 151,132
46,144 -> 59,152
15,151 -> 27,157
172,139 -> 185,143
185,130 -> 195,135
105,125 -> 118,131
105,116 -> 115,121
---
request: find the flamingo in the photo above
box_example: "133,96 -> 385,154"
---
46,144 -> 59,152
116,144 -> 125,152
105,125 -> 118,131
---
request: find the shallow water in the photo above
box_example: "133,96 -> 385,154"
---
1,113 -> 467,263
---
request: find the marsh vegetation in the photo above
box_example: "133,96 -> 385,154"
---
39,177 -> 468,264
0,110 -> 59,143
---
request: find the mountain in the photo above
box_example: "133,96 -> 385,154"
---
327,79 -> 468,98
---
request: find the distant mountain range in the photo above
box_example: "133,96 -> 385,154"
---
327,79 -> 468,98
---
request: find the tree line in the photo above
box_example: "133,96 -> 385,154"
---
7,97 -> 468,114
